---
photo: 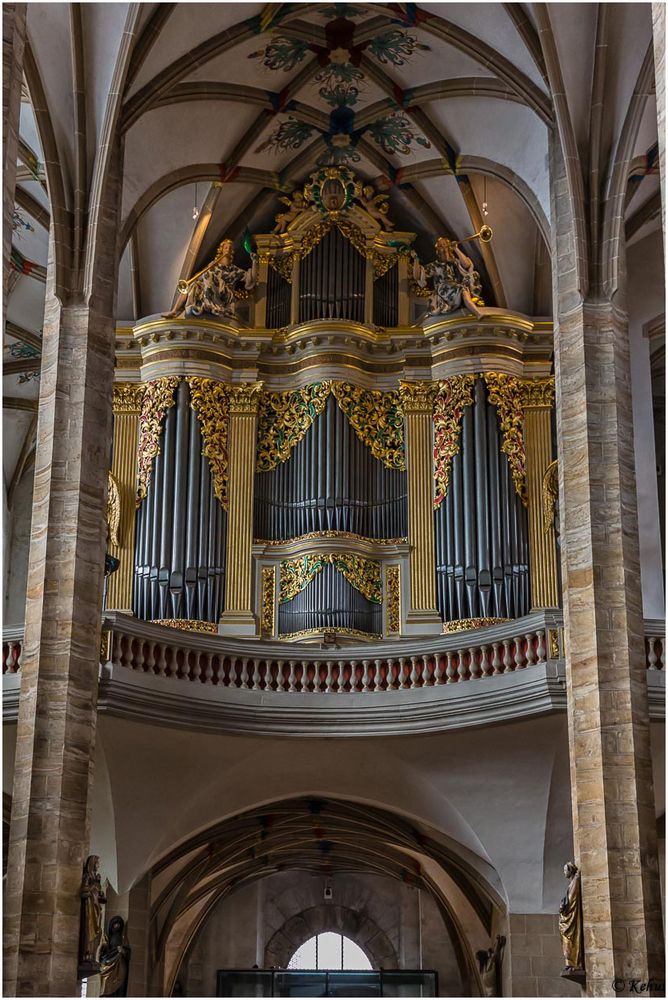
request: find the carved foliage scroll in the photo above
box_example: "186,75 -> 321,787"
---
135,377 -> 180,507
279,552 -> 382,605
331,382 -> 405,471
432,375 -> 476,509
187,378 -> 232,509
256,382 -> 331,472
483,372 -> 527,505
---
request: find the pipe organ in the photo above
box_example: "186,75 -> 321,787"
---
108,165 -> 559,644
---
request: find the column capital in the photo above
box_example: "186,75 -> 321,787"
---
521,377 -> 555,409
228,381 -> 264,414
112,381 -> 145,415
398,380 -> 437,414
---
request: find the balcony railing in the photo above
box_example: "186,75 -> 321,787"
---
3,613 -> 665,690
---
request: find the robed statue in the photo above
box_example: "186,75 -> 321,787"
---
99,915 -> 131,997
476,935 -> 506,997
412,237 -> 484,319
78,855 -> 107,977
164,239 -> 257,320
559,862 -> 585,981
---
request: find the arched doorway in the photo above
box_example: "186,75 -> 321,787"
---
288,932 -> 372,970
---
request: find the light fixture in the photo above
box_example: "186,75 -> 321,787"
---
192,183 -> 199,221
482,176 -> 489,218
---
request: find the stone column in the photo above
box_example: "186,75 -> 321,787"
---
106,383 -> 144,612
219,382 -> 263,638
3,3 -> 26,325
3,293 -> 117,996
551,143 -> 664,994
522,378 -> 559,609
398,381 -> 442,636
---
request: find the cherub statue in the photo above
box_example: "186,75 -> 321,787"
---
360,185 -> 395,230
273,190 -> 308,233
476,935 -> 506,997
412,237 -> 484,319
78,855 -> 107,976
559,862 -> 585,978
163,239 -> 257,320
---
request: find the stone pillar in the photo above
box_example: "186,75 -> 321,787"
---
522,378 -> 559,609
398,381 -> 442,636
219,382 -> 263,637
126,875 -> 151,998
3,3 -> 26,325
652,4 -> 665,240
3,293 -> 117,996
551,142 -> 664,995
106,383 -> 144,612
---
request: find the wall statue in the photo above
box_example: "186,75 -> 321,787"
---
412,237 -> 484,319
273,190 -> 308,233
78,855 -> 107,977
559,862 -> 585,982
476,934 -> 506,997
164,239 -> 257,320
99,915 -> 131,997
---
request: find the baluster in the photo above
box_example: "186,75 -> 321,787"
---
398,657 -> 409,688
288,660 -> 297,692
300,661 -> 310,693
514,637 -> 526,670
202,653 -> 214,685
479,646 -> 491,679
536,630 -> 546,663
134,641 -> 145,674
423,654 -> 433,686
251,658 -> 262,690
647,638 -> 658,671
409,656 -> 419,688
374,658 -> 383,691
5,643 -> 16,673
445,651 -> 457,683
434,654 -> 445,685
337,660 -> 346,693
191,651 -> 202,683
144,642 -> 155,676
2,642 -> 8,674
525,633 -> 536,667
502,640 -> 513,672
211,655 -> 222,685
325,660 -> 334,693
469,647 -> 481,680
119,635 -> 131,670
239,657 -> 249,689
154,643 -> 166,677
490,642 -> 502,674
110,632 -> 122,667
658,638 -> 664,670
361,659 -> 371,692
457,649 -> 468,682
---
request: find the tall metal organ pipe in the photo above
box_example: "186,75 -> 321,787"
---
133,382 -> 227,622
434,377 -> 530,622
278,563 -> 382,637
298,227 -> 366,322
253,395 -> 407,540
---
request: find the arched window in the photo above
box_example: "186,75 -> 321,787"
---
288,933 -> 372,971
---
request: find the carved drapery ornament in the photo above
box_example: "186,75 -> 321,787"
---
331,382 -> 405,471
279,552 -> 382,605
135,377 -> 179,507
432,375 -> 476,508
106,472 -> 121,547
256,382 -> 332,471
483,372 -> 527,505
187,377 -> 231,508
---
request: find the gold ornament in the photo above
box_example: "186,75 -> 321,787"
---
386,565 -> 401,634
106,472 -> 121,548
152,619 -> 217,633
261,566 -> 276,637
542,459 -> 559,533
255,531 -> 408,546
187,377 -> 231,509
331,382 -> 406,471
279,552 -> 382,605
256,382 -> 331,472
279,627 -> 382,642
521,377 -> 555,409
398,380 -> 438,413
135,377 -> 180,507
483,372 -> 527,505
442,617 -> 509,633
228,381 -> 264,414
432,375 -> 476,508
112,383 -> 145,415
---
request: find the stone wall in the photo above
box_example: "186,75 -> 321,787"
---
507,913 -> 580,998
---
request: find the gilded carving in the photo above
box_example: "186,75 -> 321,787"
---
187,377 -> 231,508
279,627 -> 382,643
442,617 -> 509,633
521,376 -> 555,409
331,382 -> 405,471
152,619 -> 217,634
483,372 -> 527,505
112,382 -> 145,414
261,566 -> 276,637
256,382 -> 332,472
135,377 -> 179,507
432,375 -> 476,508
255,531 -> 408,546
279,553 -> 382,605
548,629 -> 561,659
228,381 -> 264,414
398,379 -> 437,413
386,565 -> 401,634
106,472 -> 121,548
543,459 -> 559,533
559,863 -> 585,979
165,239 -> 257,320
411,237 -> 485,318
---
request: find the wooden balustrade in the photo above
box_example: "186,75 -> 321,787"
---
3,621 -> 665,687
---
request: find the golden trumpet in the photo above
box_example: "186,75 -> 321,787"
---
459,224 -> 493,245
177,266 -> 211,294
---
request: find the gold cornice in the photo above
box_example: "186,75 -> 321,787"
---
279,627 -> 382,643
133,316 -> 246,338
255,531 -> 408,548
112,382 -> 145,414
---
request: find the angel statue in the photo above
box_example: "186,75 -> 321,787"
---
163,239 -> 257,320
360,185 -> 395,230
273,190 -> 308,233
412,236 -> 484,319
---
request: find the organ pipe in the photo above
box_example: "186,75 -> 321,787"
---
434,378 -> 530,622
278,563 -> 382,637
133,382 -> 227,622
373,265 -> 399,327
253,395 -> 407,540
298,227 -> 366,323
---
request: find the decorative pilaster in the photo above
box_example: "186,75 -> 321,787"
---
254,252 -> 270,328
521,378 -> 559,609
397,255 -> 410,326
398,381 -> 442,635
106,383 -> 145,611
219,382 -> 263,637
